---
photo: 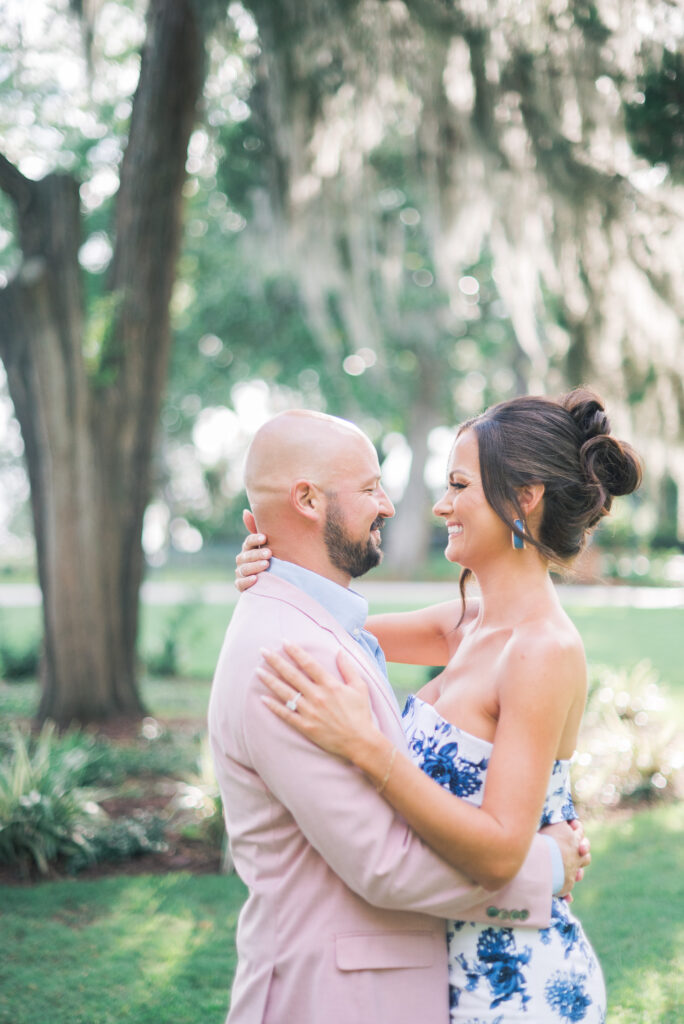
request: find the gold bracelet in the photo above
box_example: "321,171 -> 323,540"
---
376,746 -> 397,795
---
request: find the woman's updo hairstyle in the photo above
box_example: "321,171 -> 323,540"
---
458,387 -> 642,567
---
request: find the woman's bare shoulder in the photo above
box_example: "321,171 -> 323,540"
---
501,615 -> 586,693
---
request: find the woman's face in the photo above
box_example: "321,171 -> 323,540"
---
432,429 -> 509,568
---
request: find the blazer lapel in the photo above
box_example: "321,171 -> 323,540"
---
252,573 -> 406,731
334,628 -> 406,725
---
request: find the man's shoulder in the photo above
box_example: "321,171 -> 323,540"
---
212,579 -> 345,710
229,576 -> 339,645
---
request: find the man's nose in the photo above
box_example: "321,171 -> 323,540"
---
379,488 -> 395,518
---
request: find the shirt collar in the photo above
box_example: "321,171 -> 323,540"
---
268,557 -> 368,635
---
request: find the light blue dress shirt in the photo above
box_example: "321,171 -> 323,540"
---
266,556 -> 564,894
267,557 -> 400,713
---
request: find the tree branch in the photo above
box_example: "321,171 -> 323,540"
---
0,153 -> 34,212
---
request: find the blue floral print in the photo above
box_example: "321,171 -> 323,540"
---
539,901 -> 591,961
545,969 -> 593,1021
415,737 -> 488,799
455,928 -> 532,1010
403,697 -> 488,804
460,1018 -> 504,1024
402,696 -> 606,1023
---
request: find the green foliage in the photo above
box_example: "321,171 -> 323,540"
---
141,601 -> 229,680
0,612 -> 42,682
571,3 -> 612,44
0,632 -> 41,680
0,723 -> 97,876
39,724 -> 199,788
66,813 -> 168,874
169,736 -> 226,861
143,605 -> 195,677
144,634 -> 182,677
625,49 -> 684,181
169,236 -> 320,415
565,606 -> 684,718
572,661 -> 683,811
83,290 -> 124,387
0,723 -> 188,876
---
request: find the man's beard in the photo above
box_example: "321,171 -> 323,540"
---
324,501 -> 384,578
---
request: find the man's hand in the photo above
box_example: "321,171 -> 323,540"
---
540,818 -> 591,899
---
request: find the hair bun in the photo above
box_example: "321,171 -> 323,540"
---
561,388 -> 642,509
580,434 -> 641,501
562,387 -> 610,442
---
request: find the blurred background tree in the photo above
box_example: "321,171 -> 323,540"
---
1,0 -> 683,724
0,0 -> 209,723
228,0 -> 684,568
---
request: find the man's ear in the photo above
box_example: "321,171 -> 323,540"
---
291,479 -> 324,521
518,482 -> 545,517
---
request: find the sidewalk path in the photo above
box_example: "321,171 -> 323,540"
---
1,581 -> 683,609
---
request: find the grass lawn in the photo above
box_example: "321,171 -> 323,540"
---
572,801 -> 684,1024
0,873 -> 247,1024
0,804 -> 681,1024
567,606 -> 683,699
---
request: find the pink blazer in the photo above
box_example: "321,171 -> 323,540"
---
208,573 -> 552,1024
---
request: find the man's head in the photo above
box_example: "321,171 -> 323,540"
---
244,410 -> 394,585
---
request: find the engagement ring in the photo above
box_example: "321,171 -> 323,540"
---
286,691 -> 303,712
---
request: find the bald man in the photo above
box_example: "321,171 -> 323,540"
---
243,410 -> 392,586
208,411 -> 578,1024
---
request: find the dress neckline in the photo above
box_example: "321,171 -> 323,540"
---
404,694 -> 571,766
405,694 -> 494,751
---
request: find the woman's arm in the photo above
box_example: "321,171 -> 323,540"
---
259,638 -> 583,891
365,598 -> 479,666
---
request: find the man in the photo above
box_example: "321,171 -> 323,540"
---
209,410 -> 588,1024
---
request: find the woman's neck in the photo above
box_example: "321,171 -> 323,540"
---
470,551 -> 558,630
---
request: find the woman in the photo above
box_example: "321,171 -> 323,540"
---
236,389 -> 640,1023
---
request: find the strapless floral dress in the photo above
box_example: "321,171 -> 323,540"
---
402,695 -> 606,1024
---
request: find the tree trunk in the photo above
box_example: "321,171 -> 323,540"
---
0,0 -> 205,726
384,358 -> 443,575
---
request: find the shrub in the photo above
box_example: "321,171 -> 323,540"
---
0,724 -> 98,876
66,813 -> 168,874
172,736 -> 229,863
0,634 -> 41,680
572,661 -> 683,811
0,724 -> 172,877
143,604 -> 195,677
43,722 -> 198,788
145,635 -> 181,677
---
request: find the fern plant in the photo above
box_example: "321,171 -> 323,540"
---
0,723 -> 97,876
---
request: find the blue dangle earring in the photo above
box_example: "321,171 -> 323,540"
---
512,518 -> 525,550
